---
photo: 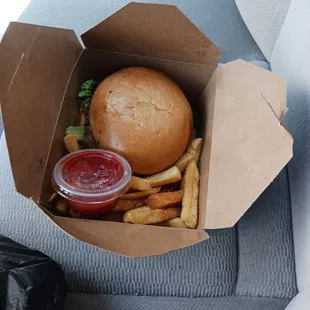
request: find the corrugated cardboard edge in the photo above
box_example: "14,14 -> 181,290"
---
201,60 -> 293,229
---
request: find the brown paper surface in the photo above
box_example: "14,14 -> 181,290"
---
40,50 -> 93,204
81,3 -> 222,65
53,216 -> 208,257
0,22 -> 40,102
0,23 -> 82,201
197,73 -> 217,229
200,60 -> 293,229
32,200 -> 207,258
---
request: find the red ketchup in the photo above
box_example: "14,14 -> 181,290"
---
52,149 -> 131,217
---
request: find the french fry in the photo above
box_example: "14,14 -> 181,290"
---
110,199 -> 144,212
146,166 -> 182,187
64,134 -> 79,153
187,138 -> 203,164
48,192 -> 58,203
120,187 -> 161,200
123,206 -> 151,223
128,207 -> 181,225
181,160 -> 199,228
145,190 -> 183,209
130,176 -> 151,191
55,198 -> 69,216
158,217 -> 189,229
102,213 -> 124,222
69,209 -> 80,218
175,152 -> 194,173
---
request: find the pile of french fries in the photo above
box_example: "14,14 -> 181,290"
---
51,136 -> 203,229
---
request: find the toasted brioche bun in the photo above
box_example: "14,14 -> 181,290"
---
90,67 -> 192,175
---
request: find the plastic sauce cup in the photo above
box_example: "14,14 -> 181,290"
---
52,149 -> 132,217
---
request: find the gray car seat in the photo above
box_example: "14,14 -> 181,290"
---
0,0 -> 309,309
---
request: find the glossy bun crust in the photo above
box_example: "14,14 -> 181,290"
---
90,67 -> 193,175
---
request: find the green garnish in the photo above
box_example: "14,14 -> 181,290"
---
78,79 -> 96,111
65,126 -> 85,142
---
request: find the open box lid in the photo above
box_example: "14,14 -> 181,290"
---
81,2 -> 222,65
200,60 -> 293,230
0,22 -> 83,201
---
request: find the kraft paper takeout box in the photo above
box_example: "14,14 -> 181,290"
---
0,3 -> 293,257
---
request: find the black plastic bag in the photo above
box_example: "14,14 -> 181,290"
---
0,235 -> 67,310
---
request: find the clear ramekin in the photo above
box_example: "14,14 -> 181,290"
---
52,149 -> 131,217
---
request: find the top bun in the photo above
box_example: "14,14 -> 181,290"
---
90,67 -> 193,175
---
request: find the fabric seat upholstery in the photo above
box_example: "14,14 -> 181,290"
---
0,0 -> 303,309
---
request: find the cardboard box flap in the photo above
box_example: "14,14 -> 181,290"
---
200,60 -> 293,229
53,217 -> 208,257
0,22 -> 39,101
0,22 -> 83,202
81,2 -> 222,66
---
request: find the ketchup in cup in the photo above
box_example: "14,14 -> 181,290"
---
52,149 -> 131,217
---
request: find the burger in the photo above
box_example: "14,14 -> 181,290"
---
90,67 -> 193,175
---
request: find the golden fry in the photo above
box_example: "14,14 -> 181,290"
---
48,192 -> 58,203
123,206 -> 151,223
158,217 -> 189,229
175,153 -> 194,173
64,134 -> 79,153
128,207 -> 181,225
130,176 -> 151,191
55,198 -> 69,216
145,190 -> 183,209
120,187 -> 161,200
146,166 -> 182,187
187,138 -> 203,164
181,160 -> 199,228
110,199 -> 144,212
